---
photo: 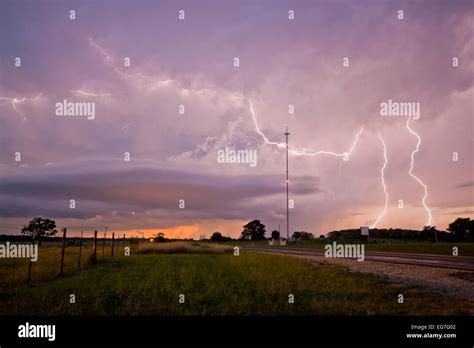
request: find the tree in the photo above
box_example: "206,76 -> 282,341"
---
210,232 -> 226,242
271,230 -> 280,240
153,232 -> 167,242
21,217 -> 58,246
422,226 -> 440,243
292,231 -> 314,241
448,218 -> 474,242
240,220 -> 266,241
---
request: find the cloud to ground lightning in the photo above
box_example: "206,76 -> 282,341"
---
0,37 -> 435,231
370,131 -> 389,228
86,37 -> 404,228
406,116 -> 433,226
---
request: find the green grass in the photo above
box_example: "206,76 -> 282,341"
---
0,246 -> 93,286
136,241 -> 233,254
266,241 -> 474,256
0,250 -> 471,316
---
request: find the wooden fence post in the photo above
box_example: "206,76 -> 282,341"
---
102,230 -> 106,258
59,228 -> 67,277
78,230 -> 83,267
92,230 -> 97,261
27,237 -> 35,285
111,232 -> 115,258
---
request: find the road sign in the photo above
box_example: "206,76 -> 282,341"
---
361,226 -> 369,236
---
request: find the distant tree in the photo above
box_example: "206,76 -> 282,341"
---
240,220 -> 266,241
210,231 -> 226,242
153,232 -> 167,243
448,218 -> 474,242
422,226 -> 441,243
271,230 -> 280,240
21,217 -> 58,246
292,231 -> 314,241
326,227 -> 453,242
319,234 -> 325,239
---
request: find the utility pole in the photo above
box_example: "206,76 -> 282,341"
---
285,125 -> 290,242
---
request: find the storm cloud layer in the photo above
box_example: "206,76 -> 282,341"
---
0,0 -> 472,238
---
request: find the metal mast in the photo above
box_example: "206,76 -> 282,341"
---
285,125 -> 290,241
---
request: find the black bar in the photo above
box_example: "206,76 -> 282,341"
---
0,316 -> 472,346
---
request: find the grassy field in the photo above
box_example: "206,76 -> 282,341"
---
0,244 -> 471,316
258,241 -> 474,256
0,245 -> 95,286
136,241 -> 233,254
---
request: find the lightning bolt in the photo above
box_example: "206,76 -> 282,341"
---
71,89 -> 118,97
370,131 -> 389,228
121,121 -> 136,132
88,38 -> 366,158
89,36 -> 172,87
89,37 -> 219,97
406,116 -> 432,226
246,98 -> 364,159
0,93 -> 43,119
88,37 -> 125,77
88,38 -> 396,228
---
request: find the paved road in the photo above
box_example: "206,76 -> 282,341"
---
242,246 -> 474,271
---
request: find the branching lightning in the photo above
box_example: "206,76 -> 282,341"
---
406,116 -> 432,226
89,37 -> 218,97
246,98 -> 364,159
88,37 -> 363,160
88,38 -> 433,228
370,131 -> 389,228
0,93 -> 43,119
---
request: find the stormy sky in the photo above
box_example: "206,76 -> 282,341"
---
0,0 -> 472,238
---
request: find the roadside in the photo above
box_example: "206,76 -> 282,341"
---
261,242 -> 474,257
295,254 -> 474,306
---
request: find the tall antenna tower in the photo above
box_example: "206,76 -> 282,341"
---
285,125 -> 290,242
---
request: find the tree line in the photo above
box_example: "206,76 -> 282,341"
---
4,216 -> 473,244
327,218 -> 474,242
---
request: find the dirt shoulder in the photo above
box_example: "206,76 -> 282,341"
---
295,254 -> 474,303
